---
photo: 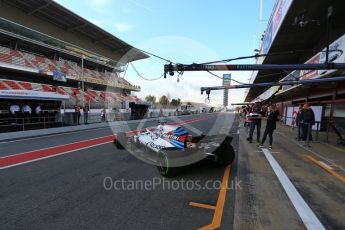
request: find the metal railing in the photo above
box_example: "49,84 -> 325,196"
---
0,115 -> 62,132
281,115 -> 345,146
0,110 -> 212,133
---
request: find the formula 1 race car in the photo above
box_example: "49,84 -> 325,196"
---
113,123 -> 235,177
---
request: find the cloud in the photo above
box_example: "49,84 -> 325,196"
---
118,35 -> 249,107
87,0 -> 112,13
131,70 -> 248,107
114,23 -> 134,32
121,5 -> 133,14
127,0 -> 155,13
88,0 -> 112,7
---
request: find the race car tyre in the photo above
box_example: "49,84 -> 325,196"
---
213,136 -> 235,166
190,134 -> 205,143
156,150 -> 177,177
114,132 -> 127,149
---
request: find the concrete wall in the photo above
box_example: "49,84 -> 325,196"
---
0,2 -> 123,61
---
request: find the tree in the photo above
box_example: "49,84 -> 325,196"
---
170,99 -> 178,107
170,98 -> 181,107
145,95 -> 156,104
187,102 -> 192,106
159,95 -> 169,107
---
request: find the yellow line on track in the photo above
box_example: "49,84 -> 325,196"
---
197,165 -> 231,230
306,155 -> 345,183
189,202 -> 216,210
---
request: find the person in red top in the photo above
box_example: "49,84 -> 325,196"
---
74,104 -> 81,125
83,103 -> 89,125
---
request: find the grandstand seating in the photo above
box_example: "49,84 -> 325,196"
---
0,81 -> 8,90
42,84 -> 52,92
0,79 -> 139,108
3,80 -> 22,90
70,88 -> 81,96
18,81 -> 33,90
55,87 -> 67,95
0,45 -> 136,88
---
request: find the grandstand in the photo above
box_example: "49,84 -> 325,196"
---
0,0 -> 149,130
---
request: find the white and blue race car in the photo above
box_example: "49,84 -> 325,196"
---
114,123 -> 235,177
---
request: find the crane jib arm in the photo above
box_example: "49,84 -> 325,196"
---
200,76 -> 345,93
164,63 -> 345,72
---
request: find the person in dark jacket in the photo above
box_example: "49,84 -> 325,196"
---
301,103 -> 315,141
259,104 -> 280,149
296,105 -> 304,141
247,104 -> 264,143
83,103 -> 89,125
74,104 -> 81,125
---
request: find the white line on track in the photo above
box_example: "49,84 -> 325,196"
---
261,148 -> 325,230
319,161 -> 334,170
0,135 -> 113,159
0,127 -> 109,144
0,141 -> 112,170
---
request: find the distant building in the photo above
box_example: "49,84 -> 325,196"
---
223,74 -> 231,107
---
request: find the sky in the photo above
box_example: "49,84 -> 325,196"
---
55,0 -> 276,106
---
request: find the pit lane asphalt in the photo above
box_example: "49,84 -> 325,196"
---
0,112 -> 239,229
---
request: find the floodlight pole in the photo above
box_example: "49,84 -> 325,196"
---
81,55 -> 85,92
81,55 -> 85,105
325,6 -> 333,64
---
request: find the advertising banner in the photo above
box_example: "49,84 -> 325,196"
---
300,54 -> 321,80
261,0 -> 293,54
53,70 -> 67,82
263,24 -> 273,54
0,90 -> 70,100
300,33 -> 345,80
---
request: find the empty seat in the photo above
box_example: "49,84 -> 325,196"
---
18,82 -> 33,90
42,85 -> 52,92
3,80 -> 22,90
0,81 -> 8,90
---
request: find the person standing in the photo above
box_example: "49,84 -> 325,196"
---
259,104 -> 280,149
10,103 -> 20,123
35,104 -> 42,122
244,106 -> 252,136
247,104 -> 264,143
83,103 -> 89,125
301,103 -> 315,141
74,103 -> 81,125
101,107 -> 106,122
22,104 -> 32,123
296,105 -> 304,141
